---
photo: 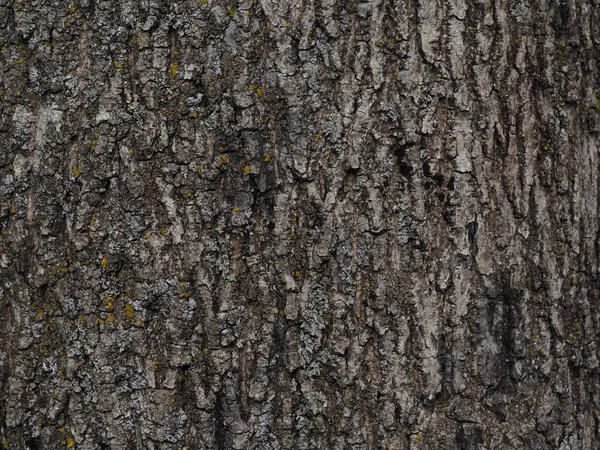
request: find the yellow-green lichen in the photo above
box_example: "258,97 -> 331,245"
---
170,61 -> 179,77
104,296 -> 115,311
72,165 -> 82,179
46,263 -> 69,277
124,304 -> 135,320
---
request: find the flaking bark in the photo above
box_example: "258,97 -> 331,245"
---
1,0 -> 600,448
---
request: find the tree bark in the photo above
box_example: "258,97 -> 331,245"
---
1,0 -> 599,448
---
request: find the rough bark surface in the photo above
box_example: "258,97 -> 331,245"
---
1,0 -> 600,448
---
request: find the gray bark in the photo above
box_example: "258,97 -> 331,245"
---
1,0 -> 600,448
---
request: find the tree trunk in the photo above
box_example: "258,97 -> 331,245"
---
1,0 -> 599,448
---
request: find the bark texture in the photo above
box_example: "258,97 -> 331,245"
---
1,0 -> 600,448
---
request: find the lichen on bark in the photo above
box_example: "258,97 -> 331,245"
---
1,0 -> 599,449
